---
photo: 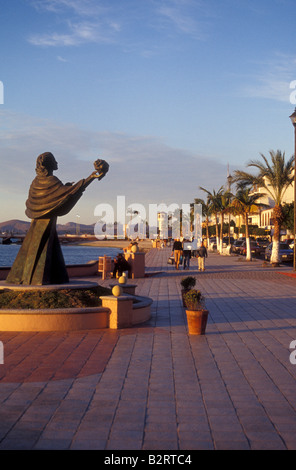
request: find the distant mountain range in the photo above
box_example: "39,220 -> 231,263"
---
0,219 -> 95,235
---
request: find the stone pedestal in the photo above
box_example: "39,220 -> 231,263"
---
124,252 -> 145,278
100,295 -> 133,329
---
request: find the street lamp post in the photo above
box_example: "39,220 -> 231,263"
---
289,108 -> 296,271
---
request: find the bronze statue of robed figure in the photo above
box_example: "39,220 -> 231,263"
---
6,152 -> 109,286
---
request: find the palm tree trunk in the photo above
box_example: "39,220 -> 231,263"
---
215,214 -> 219,252
206,216 -> 210,248
271,220 -> 281,266
219,213 -> 224,253
245,213 -> 252,261
271,205 -> 283,266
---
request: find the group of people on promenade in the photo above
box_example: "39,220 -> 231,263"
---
171,238 -> 208,271
111,238 -> 208,278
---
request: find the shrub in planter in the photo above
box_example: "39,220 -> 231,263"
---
180,276 -> 196,290
183,289 -> 204,309
180,276 -> 196,306
183,289 -> 208,335
0,286 -> 112,309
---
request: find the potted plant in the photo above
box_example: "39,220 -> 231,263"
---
183,289 -> 209,335
180,276 -> 196,306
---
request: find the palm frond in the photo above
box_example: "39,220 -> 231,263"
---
233,150 -> 294,206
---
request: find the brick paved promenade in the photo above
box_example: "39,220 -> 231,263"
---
1,247 -> 296,450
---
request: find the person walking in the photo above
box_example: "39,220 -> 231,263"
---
172,238 -> 183,270
197,241 -> 208,272
182,240 -> 192,270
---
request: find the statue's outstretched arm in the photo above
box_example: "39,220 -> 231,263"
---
83,159 -> 109,189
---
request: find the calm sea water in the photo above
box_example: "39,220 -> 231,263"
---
0,243 -> 122,267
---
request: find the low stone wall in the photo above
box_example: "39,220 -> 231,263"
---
0,267 -> 10,281
0,294 -> 152,331
0,306 -> 110,332
0,278 -> 152,331
0,260 -> 99,281
132,295 -> 153,326
66,260 -> 99,277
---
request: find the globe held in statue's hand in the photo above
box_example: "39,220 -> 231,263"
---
94,159 -> 109,180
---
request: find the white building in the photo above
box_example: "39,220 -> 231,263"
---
247,180 -> 294,233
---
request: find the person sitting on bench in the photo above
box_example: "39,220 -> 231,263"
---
112,253 -> 131,278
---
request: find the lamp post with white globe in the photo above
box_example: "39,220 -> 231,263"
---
289,108 -> 296,271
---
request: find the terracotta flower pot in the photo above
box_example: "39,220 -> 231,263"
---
186,308 -> 209,335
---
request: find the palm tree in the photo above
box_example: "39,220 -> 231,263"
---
199,186 -> 224,252
232,150 -> 294,265
218,190 -> 233,253
231,186 -> 265,261
194,198 -> 211,247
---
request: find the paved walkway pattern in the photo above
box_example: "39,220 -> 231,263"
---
1,248 -> 296,450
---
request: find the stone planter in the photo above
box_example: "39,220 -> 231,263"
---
185,308 -> 209,335
0,306 -> 110,331
100,294 -> 152,329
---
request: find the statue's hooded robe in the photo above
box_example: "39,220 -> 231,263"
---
6,175 -> 88,285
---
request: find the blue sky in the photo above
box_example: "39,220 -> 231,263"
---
1,0 -> 296,225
